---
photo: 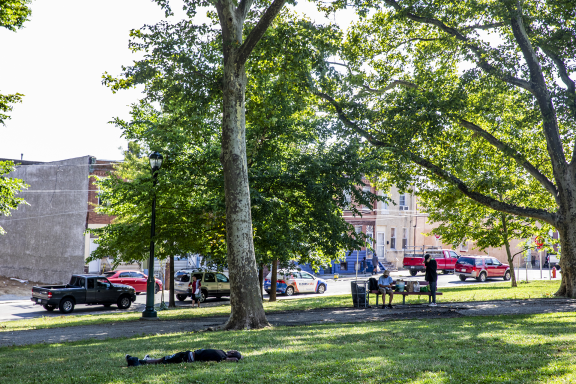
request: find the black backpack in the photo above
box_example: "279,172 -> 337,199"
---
368,278 -> 379,291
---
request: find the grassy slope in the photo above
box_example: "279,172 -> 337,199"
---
0,280 -> 560,332
1,312 -> 576,383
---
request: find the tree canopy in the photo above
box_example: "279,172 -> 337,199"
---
93,11 -> 383,288
314,0 -> 576,296
0,161 -> 28,235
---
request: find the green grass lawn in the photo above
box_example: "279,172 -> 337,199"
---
0,280 -> 561,332
2,312 -> 576,383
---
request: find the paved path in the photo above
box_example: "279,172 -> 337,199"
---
2,298 -> 576,347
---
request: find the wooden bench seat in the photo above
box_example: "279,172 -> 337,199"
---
370,281 -> 442,305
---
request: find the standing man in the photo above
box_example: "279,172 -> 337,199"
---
372,253 -> 379,275
378,270 -> 395,309
361,257 -> 367,274
424,254 -> 438,307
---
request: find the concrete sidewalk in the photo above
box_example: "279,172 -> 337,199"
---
2,298 -> 575,347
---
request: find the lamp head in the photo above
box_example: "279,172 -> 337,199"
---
149,152 -> 163,172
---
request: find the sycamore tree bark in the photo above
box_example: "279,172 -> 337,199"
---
214,0 -> 286,329
318,0 -> 576,298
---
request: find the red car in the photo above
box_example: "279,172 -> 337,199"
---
103,270 -> 162,294
456,256 -> 511,282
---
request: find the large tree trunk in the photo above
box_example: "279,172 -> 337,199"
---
220,51 -> 268,330
555,223 -> 576,298
168,254 -> 175,308
501,215 -> 517,287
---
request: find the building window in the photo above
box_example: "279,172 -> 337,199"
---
354,225 -> 363,234
390,228 -> 396,249
340,261 -> 348,270
362,186 -> 371,211
460,241 -> 469,252
399,193 -> 408,211
343,191 -> 352,210
402,228 -> 408,249
377,232 -> 385,258
379,191 -> 389,214
366,225 -> 373,254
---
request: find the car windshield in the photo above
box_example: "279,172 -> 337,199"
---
457,257 -> 476,266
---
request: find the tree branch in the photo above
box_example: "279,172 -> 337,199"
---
461,23 -> 505,30
315,90 -> 557,225
459,119 -> 559,203
237,0 -> 287,66
361,80 -> 418,95
381,0 -> 533,92
508,2 -> 567,169
540,46 -> 576,120
236,0 -> 254,21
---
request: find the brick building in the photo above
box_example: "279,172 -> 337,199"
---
0,156 -> 117,283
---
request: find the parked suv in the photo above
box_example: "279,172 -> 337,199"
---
456,256 -> 511,282
173,270 -> 230,303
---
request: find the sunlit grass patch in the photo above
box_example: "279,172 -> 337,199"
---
2,312 -> 576,383
0,280 -> 562,332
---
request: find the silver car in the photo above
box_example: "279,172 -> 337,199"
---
174,270 -> 230,302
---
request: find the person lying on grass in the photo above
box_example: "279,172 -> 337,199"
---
126,349 -> 242,366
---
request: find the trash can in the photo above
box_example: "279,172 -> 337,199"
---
351,281 -> 369,308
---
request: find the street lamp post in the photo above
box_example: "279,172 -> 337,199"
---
142,151 -> 163,319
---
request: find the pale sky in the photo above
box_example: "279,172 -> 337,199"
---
0,0 -> 353,162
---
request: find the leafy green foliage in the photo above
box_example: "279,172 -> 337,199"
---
92,13 -> 385,271
0,92 -> 23,126
314,1 -> 575,261
0,160 -> 28,235
0,0 -> 31,31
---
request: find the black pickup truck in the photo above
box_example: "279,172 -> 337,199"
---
31,274 -> 137,313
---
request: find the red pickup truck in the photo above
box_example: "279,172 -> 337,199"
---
403,248 -> 461,276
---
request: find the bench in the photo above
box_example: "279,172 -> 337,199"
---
370,281 -> 443,306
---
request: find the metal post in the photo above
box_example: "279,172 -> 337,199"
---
540,252 -> 542,279
142,172 -> 158,319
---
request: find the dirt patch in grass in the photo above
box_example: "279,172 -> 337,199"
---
0,275 -> 45,299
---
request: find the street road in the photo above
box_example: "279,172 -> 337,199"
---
0,269 -> 561,322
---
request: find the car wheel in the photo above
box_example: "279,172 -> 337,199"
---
459,275 -> 467,282
317,284 -> 326,294
503,270 -> 511,281
409,270 -> 418,277
117,295 -> 132,309
43,304 -> 56,311
155,284 -> 160,294
477,272 -> 487,282
176,294 -> 187,302
58,298 -> 75,314
198,290 -> 207,303
284,286 -> 295,296
103,303 -> 112,308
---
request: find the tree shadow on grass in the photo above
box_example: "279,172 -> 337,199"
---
1,312 -> 575,383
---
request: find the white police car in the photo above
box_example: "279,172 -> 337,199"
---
264,270 -> 328,296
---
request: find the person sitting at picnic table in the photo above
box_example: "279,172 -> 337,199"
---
378,270 -> 395,309
125,349 -> 243,366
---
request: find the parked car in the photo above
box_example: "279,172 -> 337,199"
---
456,256 -> 511,282
403,248 -> 460,276
103,270 -> 162,294
31,274 -> 136,313
173,270 -> 230,303
264,270 -> 328,296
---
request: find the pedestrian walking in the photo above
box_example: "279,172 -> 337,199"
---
191,275 -> 201,308
372,253 -> 379,275
362,257 -> 367,274
424,254 -> 438,306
